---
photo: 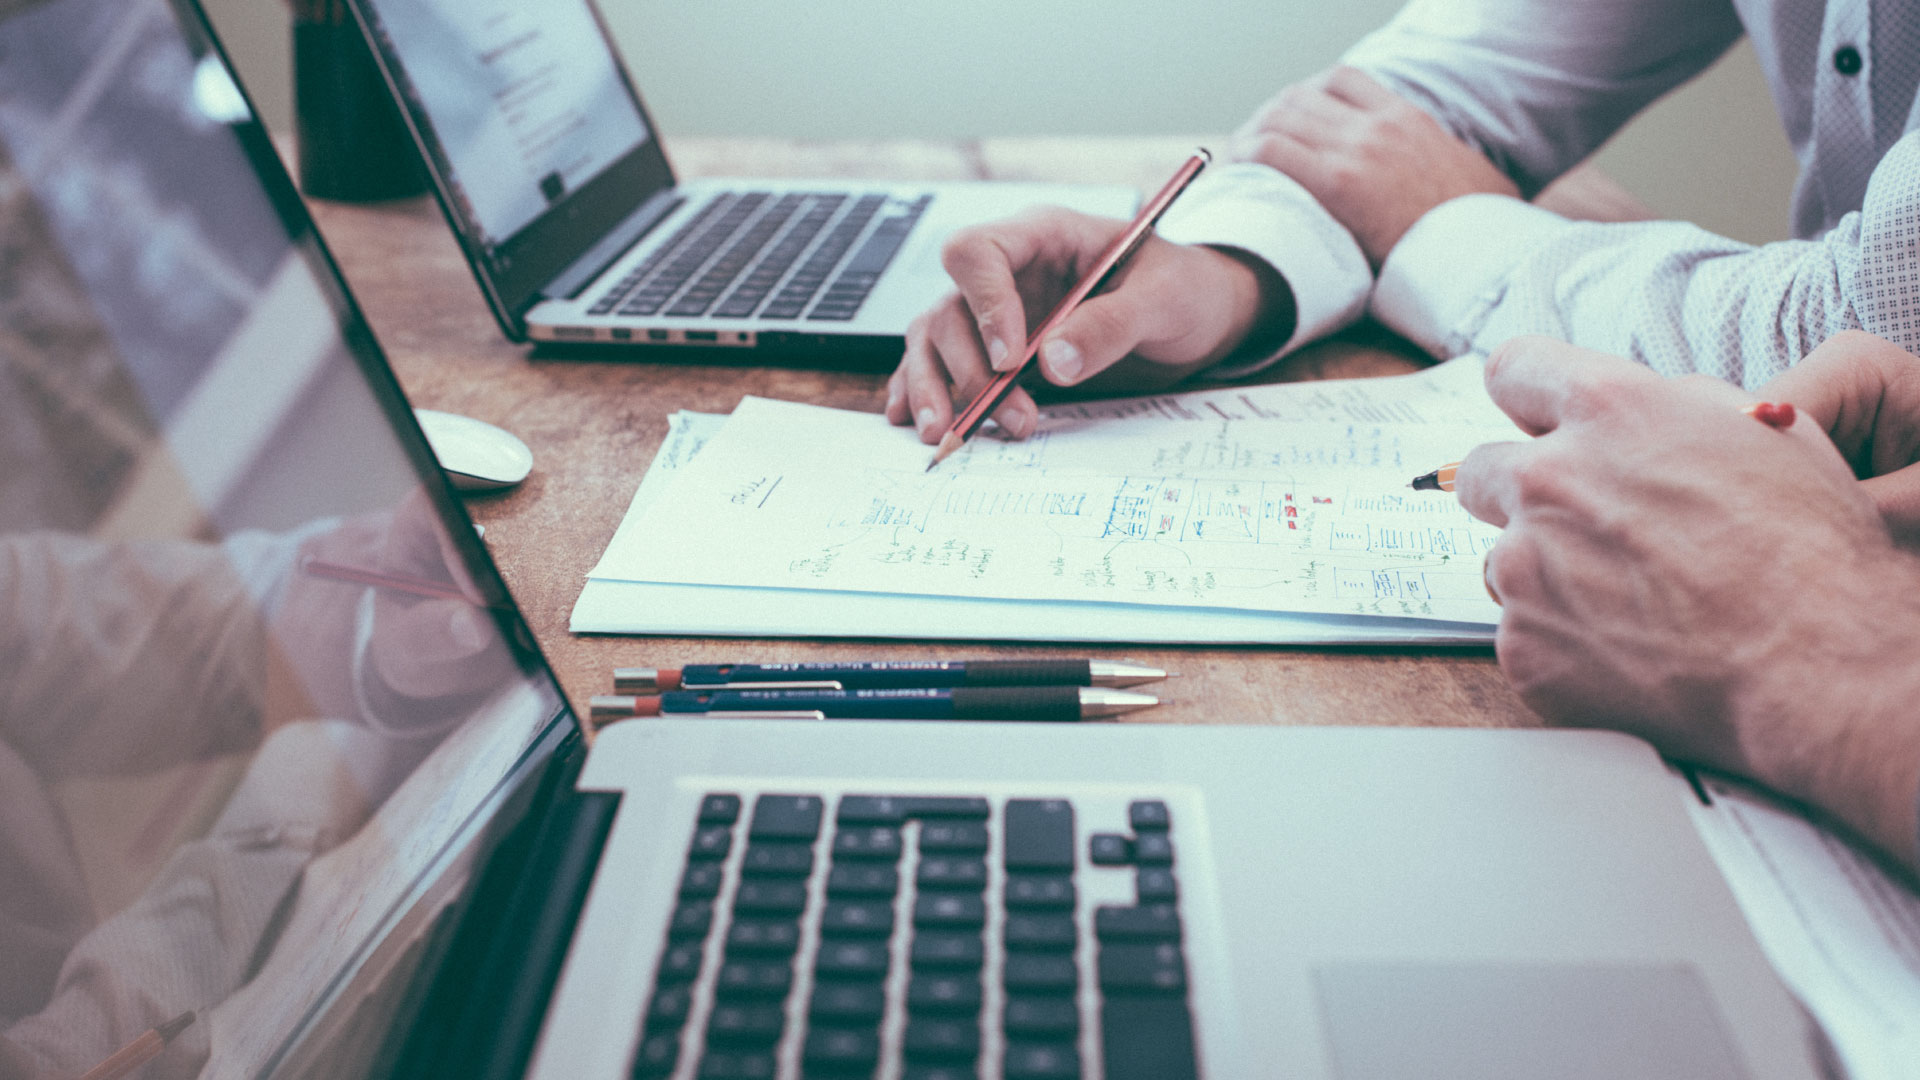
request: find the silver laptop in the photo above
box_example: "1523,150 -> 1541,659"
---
340,0 -> 1136,357
0,2 -> 1825,1078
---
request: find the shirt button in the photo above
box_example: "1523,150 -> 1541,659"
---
1833,45 -> 1863,76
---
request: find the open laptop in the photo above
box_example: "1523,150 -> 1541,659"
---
0,2 -> 1830,1079
337,0 -> 1137,357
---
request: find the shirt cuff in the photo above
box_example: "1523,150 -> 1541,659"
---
1372,193 -> 1573,359
1154,161 -> 1371,378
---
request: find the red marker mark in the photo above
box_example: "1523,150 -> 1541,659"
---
1743,401 -> 1796,429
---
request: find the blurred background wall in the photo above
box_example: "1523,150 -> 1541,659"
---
206,0 -> 1800,244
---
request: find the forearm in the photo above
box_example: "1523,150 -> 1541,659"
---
1733,600 -> 1920,876
1339,0 -> 1742,195
0,534 -> 273,777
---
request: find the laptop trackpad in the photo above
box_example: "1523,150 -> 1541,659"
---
1314,963 -> 1750,1080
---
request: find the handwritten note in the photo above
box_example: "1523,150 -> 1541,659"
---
591,360 -> 1520,625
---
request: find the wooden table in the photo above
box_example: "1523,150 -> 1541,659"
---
305,138 -> 1642,730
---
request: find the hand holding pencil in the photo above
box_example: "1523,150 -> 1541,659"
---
886,151 -> 1293,450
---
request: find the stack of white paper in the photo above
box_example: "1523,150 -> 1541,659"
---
572,357 -> 1523,643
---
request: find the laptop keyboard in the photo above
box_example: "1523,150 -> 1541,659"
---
588,191 -> 932,324
631,793 -> 1199,1079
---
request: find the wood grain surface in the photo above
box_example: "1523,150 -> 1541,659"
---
304,137 -> 1552,730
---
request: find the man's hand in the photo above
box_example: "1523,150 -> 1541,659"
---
1453,335 -> 1920,870
275,490 -> 511,728
1232,66 -> 1519,267
1761,330 -> 1920,546
886,208 -> 1289,443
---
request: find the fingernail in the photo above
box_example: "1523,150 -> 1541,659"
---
987,336 -> 1010,369
885,384 -> 902,415
916,406 -> 938,435
1041,338 -> 1083,382
1004,409 -> 1033,439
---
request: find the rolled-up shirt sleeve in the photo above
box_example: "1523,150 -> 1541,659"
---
1369,129 -> 1920,386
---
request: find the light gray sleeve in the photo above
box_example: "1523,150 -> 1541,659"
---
1372,131 -> 1920,387
1340,0 -> 1746,196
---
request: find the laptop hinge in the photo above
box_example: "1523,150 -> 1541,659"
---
376,730 -> 619,1080
542,188 -> 685,302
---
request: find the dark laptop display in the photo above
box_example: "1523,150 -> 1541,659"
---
349,0 -> 680,338
0,0 -> 572,1076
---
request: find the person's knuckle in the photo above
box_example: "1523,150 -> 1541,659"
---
1509,454 -> 1572,507
940,229 -> 994,274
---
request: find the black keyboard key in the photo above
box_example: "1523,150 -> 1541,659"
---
700,794 -> 743,823
733,880 -> 807,915
656,942 -> 703,984
814,940 -> 890,978
1135,867 -> 1178,904
1004,1042 -> 1080,1080
920,822 -> 989,854
1005,914 -> 1077,952
690,825 -> 734,861
669,901 -> 714,939
1094,905 -> 1181,941
631,1031 -> 680,1077
1128,800 -> 1171,831
696,1051 -> 775,1080
809,979 -> 886,1023
681,863 -> 724,899
908,972 -> 982,1014
914,892 -> 986,929
837,795 -> 910,824
833,825 -> 903,860
1088,834 -> 1131,865
714,959 -> 792,999
1004,997 -> 1078,1038
841,207 -> 922,277
1005,875 -> 1075,910
905,1066 -> 978,1080
748,795 -> 823,841
911,931 -> 984,969
1100,996 -> 1198,1080
705,1002 -> 785,1047
821,899 -> 895,938
726,918 -> 801,955
1132,833 -> 1174,866
740,843 -> 813,877
827,863 -> 899,897
803,1026 -> 879,1071
904,796 -> 991,819
1003,954 -> 1077,993
904,1017 -> 980,1060
917,856 -> 987,891
645,984 -> 693,1028
1097,941 -> 1186,994
1004,799 -> 1075,872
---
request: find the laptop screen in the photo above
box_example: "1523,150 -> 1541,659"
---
350,0 -> 677,336
0,0 -> 569,1077
354,0 -> 651,251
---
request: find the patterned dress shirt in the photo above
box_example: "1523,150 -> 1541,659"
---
1156,0 -> 1920,388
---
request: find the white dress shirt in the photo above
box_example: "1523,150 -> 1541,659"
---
1159,0 -> 1920,387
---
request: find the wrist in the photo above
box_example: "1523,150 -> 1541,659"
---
1735,550 -> 1920,870
1200,244 -> 1297,366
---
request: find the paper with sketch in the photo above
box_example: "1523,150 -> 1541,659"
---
591,360 -> 1518,625
573,411 -> 1497,643
1685,776 -> 1920,1080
